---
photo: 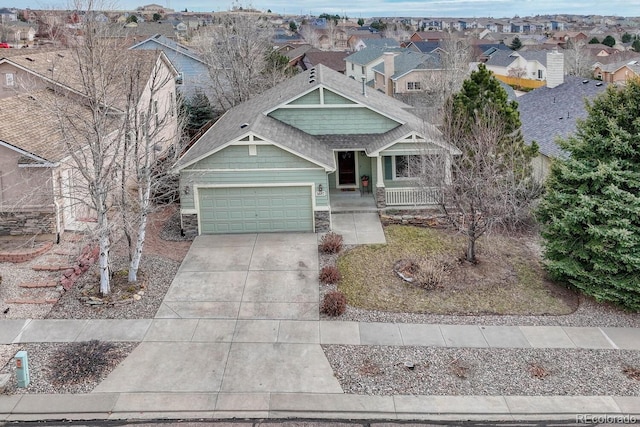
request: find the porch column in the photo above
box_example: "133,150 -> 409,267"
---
375,155 -> 386,208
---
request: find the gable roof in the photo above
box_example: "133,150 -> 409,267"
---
345,46 -> 405,66
407,41 -> 441,53
598,58 -> 640,74
173,64 -> 451,171
485,49 -> 519,67
129,33 -> 206,64
363,38 -> 400,49
518,76 -> 609,159
372,51 -> 442,79
303,50 -> 350,73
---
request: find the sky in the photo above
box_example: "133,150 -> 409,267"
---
5,0 -> 639,18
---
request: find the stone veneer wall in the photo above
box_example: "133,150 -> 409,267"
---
0,211 -> 56,236
181,213 -> 198,239
314,211 -> 330,233
375,187 -> 386,208
380,212 -> 449,228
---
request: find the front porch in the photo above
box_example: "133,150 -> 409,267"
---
328,187 -> 441,213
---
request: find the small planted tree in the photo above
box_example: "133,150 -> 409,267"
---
537,80 -> 640,311
509,36 -> 522,51
602,35 -> 616,48
423,64 -> 538,263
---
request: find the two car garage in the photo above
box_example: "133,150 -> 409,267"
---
197,186 -> 314,234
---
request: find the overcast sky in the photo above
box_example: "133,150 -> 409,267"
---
7,0 -> 639,18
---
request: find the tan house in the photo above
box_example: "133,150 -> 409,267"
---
372,50 -> 443,96
593,59 -> 640,84
0,49 -> 179,238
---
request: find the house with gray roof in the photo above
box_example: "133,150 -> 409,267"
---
172,64 -> 459,236
345,46 -> 406,84
129,33 -> 210,100
485,49 -> 550,82
372,50 -> 442,96
518,76 -> 609,181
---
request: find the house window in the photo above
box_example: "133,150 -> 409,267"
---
169,92 -> 175,117
407,81 -> 421,91
538,69 -> 543,79
176,72 -> 184,85
4,73 -> 14,87
351,63 -> 354,71
394,155 -> 423,178
361,66 -> 365,75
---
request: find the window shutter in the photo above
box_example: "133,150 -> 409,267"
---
384,156 -> 393,180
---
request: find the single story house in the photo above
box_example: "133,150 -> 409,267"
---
172,64 -> 459,235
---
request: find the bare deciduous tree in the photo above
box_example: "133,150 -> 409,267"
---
563,39 -> 593,77
193,13 -> 290,113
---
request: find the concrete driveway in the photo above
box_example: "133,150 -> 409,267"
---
94,233 -> 342,395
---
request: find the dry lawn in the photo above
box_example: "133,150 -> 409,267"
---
337,225 -> 577,315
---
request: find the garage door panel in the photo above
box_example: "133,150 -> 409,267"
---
198,186 -> 313,234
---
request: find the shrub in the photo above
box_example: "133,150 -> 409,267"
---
321,290 -> 347,316
319,265 -> 341,284
320,232 -> 343,254
48,340 -> 116,385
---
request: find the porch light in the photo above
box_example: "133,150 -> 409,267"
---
183,185 -> 190,195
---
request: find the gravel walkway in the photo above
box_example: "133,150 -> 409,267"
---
323,345 -> 640,396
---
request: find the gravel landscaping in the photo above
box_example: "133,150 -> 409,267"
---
323,345 -> 640,396
0,342 -> 136,395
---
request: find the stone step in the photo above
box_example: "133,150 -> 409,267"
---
19,281 -> 59,288
5,298 -> 59,305
32,264 -> 74,272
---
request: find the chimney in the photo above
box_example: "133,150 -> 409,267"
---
383,52 -> 395,96
546,49 -> 564,88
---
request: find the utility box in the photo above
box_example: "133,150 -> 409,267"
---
14,351 -> 30,388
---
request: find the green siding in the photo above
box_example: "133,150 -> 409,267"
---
268,108 -> 399,135
323,90 -> 356,104
186,145 -> 318,170
180,169 -> 329,210
198,186 -> 313,234
289,89 -> 321,105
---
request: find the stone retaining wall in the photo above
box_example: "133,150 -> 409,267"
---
380,212 -> 450,228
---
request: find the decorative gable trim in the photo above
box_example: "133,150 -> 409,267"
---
264,85 -> 404,126
369,131 -> 461,156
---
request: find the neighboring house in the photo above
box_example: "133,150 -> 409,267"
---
347,32 -> 383,51
110,22 -> 178,41
345,46 -> 404,84
172,64 -> 459,236
409,31 -> 445,42
129,33 -> 209,100
518,75 -> 609,181
0,49 -> 179,238
2,22 -> 36,44
0,8 -> 17,23
485,49 -> 550,84
593,58 -> 640,84
405,41 -> 443,54
358,37 -> 399,50
302,50 -> 350,74
372,50 -> 443,96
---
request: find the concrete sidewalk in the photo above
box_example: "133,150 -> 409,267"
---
1,232 -> 639,422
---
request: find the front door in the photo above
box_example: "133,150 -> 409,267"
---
337,151 -> 356,186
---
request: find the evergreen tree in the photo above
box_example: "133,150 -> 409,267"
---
537,80 -> 640,310
435,64 -> 539,262
633,39 -> 640,52
589,37 -> 600,44
622,32 -> 632,43
357,18 -> 364,26
509,36 -> 522,50
602,35 -> 616,47
185,91 -> 214,136
289,21 -> 297,31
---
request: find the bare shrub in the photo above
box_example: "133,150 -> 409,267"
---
623,365 -> 640,381
320,232 -> 343,254
321,290 -> 347,316
394,257 -> 448,290
319,265 -> 342,284
47,340 -> 116,385
449,358 -> 470,379
528,362 -> 550,379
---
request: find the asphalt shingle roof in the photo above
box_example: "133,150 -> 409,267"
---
485,49 -> 518,67
345,46 -> 406,66
371,51 -> 442,78
174,64 -> 452,171
518,76 -> 609,159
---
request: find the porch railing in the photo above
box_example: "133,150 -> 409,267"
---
385,187 -> 441,206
